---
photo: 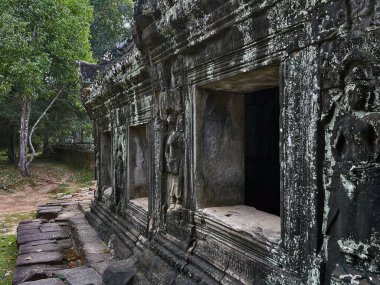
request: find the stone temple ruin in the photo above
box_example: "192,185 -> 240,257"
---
79,0 -> 380,284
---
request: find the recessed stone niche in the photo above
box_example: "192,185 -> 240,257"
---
127,125 -> 149,201
194,65 -> 281,238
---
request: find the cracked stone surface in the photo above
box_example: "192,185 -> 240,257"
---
16,251 -> 64,266
14,202 -> 112,285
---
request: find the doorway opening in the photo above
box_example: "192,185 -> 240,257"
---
245,88 -> 280,216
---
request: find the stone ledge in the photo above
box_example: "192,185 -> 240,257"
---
199,205 -> 281,244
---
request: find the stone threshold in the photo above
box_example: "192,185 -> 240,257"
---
14,202 -> 133,285
199,205 -> 281,245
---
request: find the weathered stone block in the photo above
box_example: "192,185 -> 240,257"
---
103,259 -> 137,285
52,267 -> 103,285
16,252 -> 64,266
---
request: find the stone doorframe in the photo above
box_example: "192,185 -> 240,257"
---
190,46 -> 323,279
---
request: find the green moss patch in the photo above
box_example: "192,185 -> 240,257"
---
0,235 -> 17,285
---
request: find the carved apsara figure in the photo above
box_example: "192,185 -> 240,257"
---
329,52 -> 380,271
336,59 -> 378,163
165,112 -> 184,212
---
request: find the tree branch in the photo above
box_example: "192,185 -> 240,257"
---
27,89 -> 64,167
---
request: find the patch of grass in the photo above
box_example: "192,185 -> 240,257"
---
0,159 -> 72,193
49,183 -> 70,194
49,183 -> 79,198
72,168 -> 94,187
0,164 -> 37,193
0,235 -> 17,285
0,211 -> 36,235
0,159 -> 94,200
39,158 -> 94,187
0,211 -> 35,285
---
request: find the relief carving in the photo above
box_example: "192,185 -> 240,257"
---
165,111 -> 184,212
348,0 -> 379,32
329,50 -> 380,273
335,52 -> 378,163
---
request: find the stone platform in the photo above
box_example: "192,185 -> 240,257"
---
14,203 -> 132,285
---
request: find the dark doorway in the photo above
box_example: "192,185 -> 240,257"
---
245,88 -> 280,216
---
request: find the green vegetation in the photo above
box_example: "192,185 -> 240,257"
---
48,167 -> 93,197
0,163 -> 37,192
0,211 -> 35,285
91,0 -> 134,59
72,167 -> 94,187
0,0 -> 104,282
0,158 -> 93,196
0,235 -> 17,285
0,0 -> 94,176
45,159 -> 94,186
0,212 -> 36,235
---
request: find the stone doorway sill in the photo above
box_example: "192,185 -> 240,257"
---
129,197 -> 149,213
199,205 -> 281,245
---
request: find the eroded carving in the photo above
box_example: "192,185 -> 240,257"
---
348,0 -> 379,32
329,50 -> 380,275
165,111 -> 184,213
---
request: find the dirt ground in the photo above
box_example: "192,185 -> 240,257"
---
0,159 -> 95,234
0,159 -> 96,284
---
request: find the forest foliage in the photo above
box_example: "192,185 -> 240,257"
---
0,0 -> 134,175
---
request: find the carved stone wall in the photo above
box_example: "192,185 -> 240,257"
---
80,0 -> 380,284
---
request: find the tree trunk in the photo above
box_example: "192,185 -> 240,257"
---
18,98 -> 32,176
27,91 -> 61,167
